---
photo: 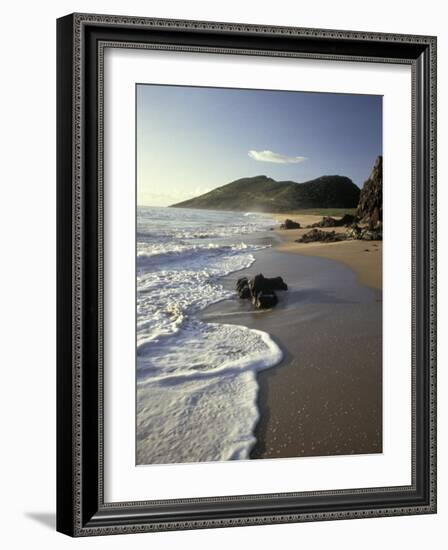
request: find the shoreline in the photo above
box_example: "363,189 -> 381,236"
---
201,222 -> 382,460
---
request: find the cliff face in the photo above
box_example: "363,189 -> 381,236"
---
171,174 -> 361,213
356,156 -> 383,227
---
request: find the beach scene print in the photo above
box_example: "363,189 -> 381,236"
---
136,84 -> 382,465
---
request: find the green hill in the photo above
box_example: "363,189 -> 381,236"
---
171,175 -> 361,213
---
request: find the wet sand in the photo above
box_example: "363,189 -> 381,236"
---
201,244 -> 382,459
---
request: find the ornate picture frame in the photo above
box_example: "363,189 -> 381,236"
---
57,13 -> 436,536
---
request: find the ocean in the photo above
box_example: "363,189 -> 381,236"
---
136,206 -> 282,464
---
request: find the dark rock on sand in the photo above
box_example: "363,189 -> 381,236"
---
339,213 -> 356,226
357,156 -> 382,228
252,291 -> 278,309
297,228 -> 348,243
347,223 -> 383,241
236,277 -> 251,299
251,274 -> 288,292
310,216 -> 337,228
236,274 -> 288,309
363,227 -> 383,241
308,214 -> 356,228
280,219 -> 301,229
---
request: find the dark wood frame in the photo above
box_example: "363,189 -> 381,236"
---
57,13 -> 437,537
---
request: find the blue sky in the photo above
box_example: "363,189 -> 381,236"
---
137,84 -> 382,206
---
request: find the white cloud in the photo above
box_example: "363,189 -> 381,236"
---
248,149 -> 307,164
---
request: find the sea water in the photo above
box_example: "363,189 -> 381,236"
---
136,206 -> 282,464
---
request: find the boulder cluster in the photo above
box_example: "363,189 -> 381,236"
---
297,229 -> 347,243
280,156 -> 383,244
280,218 -> 301,229
308,214 -> 355,228
346,224 -> 383,241
236,274 -> 288,310
296,223 -> 382,244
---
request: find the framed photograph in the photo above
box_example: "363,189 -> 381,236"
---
56,13 -> 437,536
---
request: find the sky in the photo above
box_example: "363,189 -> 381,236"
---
136,84 -> 382,206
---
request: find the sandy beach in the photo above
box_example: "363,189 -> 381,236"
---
271,213 -> 382,290
201,214 -> 382,460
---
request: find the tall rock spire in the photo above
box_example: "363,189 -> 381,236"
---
356,156 -> 383,228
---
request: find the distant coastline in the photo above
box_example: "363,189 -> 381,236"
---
170,174 -> 361,213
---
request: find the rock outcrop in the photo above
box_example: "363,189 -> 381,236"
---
347,224 -> 383,241
308,214 -> 355,228
297,229 -> 347,243
280,219 -> 301,229
236,274 -> 288,309
356,156 -> 382,228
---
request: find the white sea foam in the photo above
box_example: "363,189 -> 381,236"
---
136,206 -> 281,464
